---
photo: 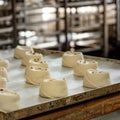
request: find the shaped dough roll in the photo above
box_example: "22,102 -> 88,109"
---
26,66 -> 50,85
0,67 -> 8,80
22,51 -> 43,66
29,58 -> 48,68
0,77 -> 7,88
0,58 -> 9,69
0,88 -> 20,112
14,45 -> 31,59
40,78 -> 68,98
62,51 -> 84,68
83,69 -> 111,89
74,60 -> 98,77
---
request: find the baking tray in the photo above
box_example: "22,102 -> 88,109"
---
0,49 -> 120,120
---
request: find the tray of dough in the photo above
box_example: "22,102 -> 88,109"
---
0,49 -> 120,120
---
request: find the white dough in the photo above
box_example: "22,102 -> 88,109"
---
0,88 -> 20,112
26,66 -> 50,85
62,51 -> 84,68
22,51 -> 43,66
14,45 -> 31,59
83,69 -> 111,89
40,78 -> 68,98
0,67 -> 8,80
74,60 -> 98,77
0,77 -> 7,88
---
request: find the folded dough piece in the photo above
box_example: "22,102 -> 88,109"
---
22,51 -> 43,66
25,58 -> 47,75
40,78 -> 68,98
62,51 -> 84,68
74,60 -> 98,77
14,45 -> 31,59
26,66 -> 50,85
0,77 -> 7,88
83,69 -> 111,89
0,67 -> 8,80
0,88 -> 20,112
28,58 -> 48,68
0,58 -> 9,69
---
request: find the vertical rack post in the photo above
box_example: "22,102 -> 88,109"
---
116,0 -> 120,46
56,0 -> 60,50
64,0 -> 69,51
103,0 -> 108,57
11,0 -> 18,48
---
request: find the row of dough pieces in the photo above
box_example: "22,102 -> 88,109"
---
62,51 -> 111,88
0,57 -> 9,88
14,46 -> 111,95
0,45 -> 66,112
0,45 -> 111,112
14,46 -> 67,98
14,46 -> 111,98
0,56 -> 20,112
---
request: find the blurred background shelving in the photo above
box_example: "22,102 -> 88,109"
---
0,0 -> 14,48
0,0 -> 119,59
22,0 -> 64,50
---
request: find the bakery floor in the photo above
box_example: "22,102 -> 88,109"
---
92,110 -> 120,120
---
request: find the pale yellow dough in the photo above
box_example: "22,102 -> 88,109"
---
40,78 -> 68,98
0,67 -> 8,80
14,45 -> 31,59
62,51 -> 84,68
0,88 -> 20,112
0,58 -> 9,69
28,58 -> 48,68
0,77 -> 7,88
83,69 -> 111,89
22,51 -> 43,66
74,60 -> 98,77
26,66 -> 50,85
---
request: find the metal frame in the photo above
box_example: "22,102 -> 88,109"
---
116,0 -> 120,46
103,0 -> 109,57
11,0 -> 18,47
